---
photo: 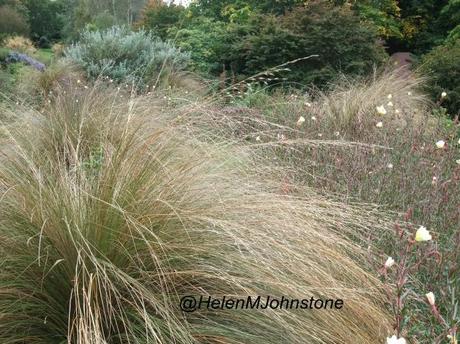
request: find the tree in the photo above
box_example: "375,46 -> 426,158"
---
22,0 -> 66,41
0,5 -> 30,39
188,0 -> 304,20
233,1 -> 387,85
137,0 -> 185,39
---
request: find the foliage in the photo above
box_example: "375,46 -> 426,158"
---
390,0 -> 454,53
446,24 -> 460,44
64,26 -> 190,89
51,43 -> 65,57
168,17 -> 233,75
4,35 -> 36,54
189,0 -> 304,19
169,1 -> 387,86
61,0 -> 149,40
21,0 -> 66,42
420,38 -> 460,117
352,0 -> 402,40
138,1 -> 185,40
0,47 -> 10,62
232,1 -> 387,86
90,11 -> 118,30
0,5 -> 29,39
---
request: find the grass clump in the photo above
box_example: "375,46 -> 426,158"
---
0,84 -> 392,343
202,68 -> 459,342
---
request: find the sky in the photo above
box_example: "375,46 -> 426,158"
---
167,0 -> 191,5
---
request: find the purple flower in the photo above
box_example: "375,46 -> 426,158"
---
6,52 -> 45,72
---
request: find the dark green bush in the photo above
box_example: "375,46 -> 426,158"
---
168,17 -> 236,75
21,0 -> 65,42
234,0 -> 388,86
138,2 -> 185,40
38,36 -> 51,49
420,38 -> 460,117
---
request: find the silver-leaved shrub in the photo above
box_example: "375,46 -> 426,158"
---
65,26 -> 190,89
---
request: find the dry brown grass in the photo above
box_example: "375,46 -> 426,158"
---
4,35 -> 36,54
0,82 -> 394,343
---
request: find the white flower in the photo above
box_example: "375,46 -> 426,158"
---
318,133 -> 323,137
84,85 -> 88,89
387,335 -> 407,344
256,136 -> 261,142
311,116 -> 317,121
436,140 -> 445,149
387,94 -> 393,100
432,176 -> 438,185
458,138 -> 460,145
387,101 -> 394,107
387,163 -> 394,169
408,91 -> 412,96
297,116 -> 305,126
376,121 -> 383,128
426,292 -> 435,306
384,256 -> 395,268
441,91 -> 447,98
456,159 -> 460,165
334,131 -> 340,137
376,105 -> 387,115
395,109 -> 400,114
415,226 -> 432,242
304,102 -> 312,107
77,79 -> 81,84
447,334 -> 457,344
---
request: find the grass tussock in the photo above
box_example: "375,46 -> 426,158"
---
180,69 -> 459,341
0,84 -> 392,343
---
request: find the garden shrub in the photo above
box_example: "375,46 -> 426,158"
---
0,5 -> 29,40
168,17 -> 232,75
234,0 -> 388,86
37,36 -> 51,49
21,0 -> 66,42
169,0 -> 387,87
420,38 -> 460,117
4,35 -> 36,54
64,26 -> 190,89
138,2 -> 185,40
51,42 -> 65,57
